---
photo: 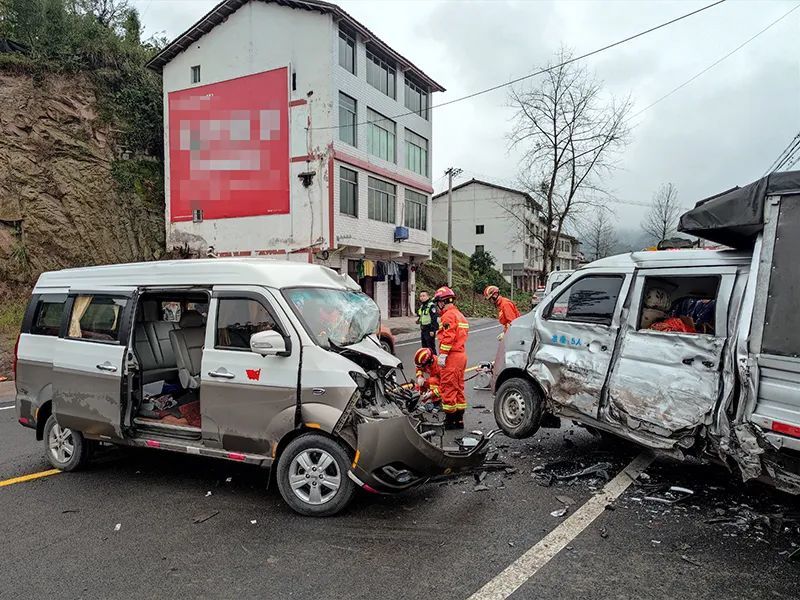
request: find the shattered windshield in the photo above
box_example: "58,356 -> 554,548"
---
284,288 -> 380,348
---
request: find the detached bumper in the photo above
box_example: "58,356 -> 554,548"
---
349,415 -> 491,493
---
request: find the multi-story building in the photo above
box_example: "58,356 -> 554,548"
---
147,0 -> 443,318
431,179 -> 581,290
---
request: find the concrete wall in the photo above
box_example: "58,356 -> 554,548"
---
161,1 -> 335,258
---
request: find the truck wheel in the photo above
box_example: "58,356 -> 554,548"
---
494,378 -> 544,439
44,415 -> 90,471
277,433 -> 356,517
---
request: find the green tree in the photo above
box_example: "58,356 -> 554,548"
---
469,248 -> 496,275
121,7 -> 139,44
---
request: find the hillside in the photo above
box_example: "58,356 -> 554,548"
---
417,239 -> 529,317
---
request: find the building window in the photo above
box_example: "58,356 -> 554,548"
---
190,65 -> 201,84
338,29 -> 355,74
404,129 -> 428,176
368,176 -> 396,223
405,189 -> 428,230
367,108 -> 396,163
476,225 -> 485,235
339,92 -> 357,147
366,48 -> 396,98
475,245 -> 484,253
404,77 -> 429,119
340,167 -> 358,217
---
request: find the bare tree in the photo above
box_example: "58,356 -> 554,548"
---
502,47 -> 632,275
579,206 -> 618,262
642,183 -> 681,243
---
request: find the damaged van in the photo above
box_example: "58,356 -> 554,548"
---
493,170 -> 800,494
13,259 -> 490,516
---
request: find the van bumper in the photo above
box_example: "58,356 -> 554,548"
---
348,415 -> 492,493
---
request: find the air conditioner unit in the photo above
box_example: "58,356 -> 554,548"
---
394,226 -> 409,241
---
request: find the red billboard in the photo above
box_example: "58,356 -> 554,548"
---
168,68 -> 290,222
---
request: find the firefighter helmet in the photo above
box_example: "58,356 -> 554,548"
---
433,286 -> 456,302
483,285 -> 500,299
414,347 -> 434,367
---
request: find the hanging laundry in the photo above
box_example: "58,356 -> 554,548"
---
375,261 -> 386,282
363,260 -> 376,277
357,260 -> 365,280
387,261 -> 401,285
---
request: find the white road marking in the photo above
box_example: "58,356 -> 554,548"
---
396,324 -> 501,347
0,405 -> 15,411
467,452 -> 654,600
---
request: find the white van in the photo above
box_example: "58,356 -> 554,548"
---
14,259 -> 489,516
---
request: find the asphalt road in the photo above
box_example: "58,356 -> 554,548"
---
0,323 -> 797,599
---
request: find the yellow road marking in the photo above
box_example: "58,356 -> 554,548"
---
0,469 -> 61,488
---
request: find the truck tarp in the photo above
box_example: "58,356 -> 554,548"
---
678,170 -> 800,248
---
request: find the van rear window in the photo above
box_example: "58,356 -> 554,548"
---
31,297 -> 66,336
68,295 -> 128,342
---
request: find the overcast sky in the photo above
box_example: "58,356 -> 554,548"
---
132,0 -> 800,233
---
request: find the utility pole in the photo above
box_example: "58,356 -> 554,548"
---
445,167 -> 462,287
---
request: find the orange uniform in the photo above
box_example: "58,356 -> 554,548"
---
437,304 -> 469,413
415,361 -> 442,401
497,296 -> 521,332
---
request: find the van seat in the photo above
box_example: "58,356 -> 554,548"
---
169,311 -> 206,390
135,320 -> 179,384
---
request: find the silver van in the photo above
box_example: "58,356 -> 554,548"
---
14,259 -> 489,516
493,170 -> 800,494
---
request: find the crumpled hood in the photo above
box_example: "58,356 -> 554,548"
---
339,335 -> 402,369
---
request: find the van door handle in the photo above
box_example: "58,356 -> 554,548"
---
208,370 -> 235,379
96,363 -> 117,372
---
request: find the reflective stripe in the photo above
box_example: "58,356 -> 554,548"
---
457,323 -> 470,329
440,344 -> 452,351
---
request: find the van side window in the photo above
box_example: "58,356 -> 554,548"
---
31,297 -> 66,336
68,295 -> 128,341
216,298 -> 279,350
638,276 -> 719,335
548,276 -> 623,326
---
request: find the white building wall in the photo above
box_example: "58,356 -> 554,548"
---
161,2 -> 335,258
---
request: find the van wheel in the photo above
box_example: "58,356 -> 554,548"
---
494,378 -> 544,439
44,415 -> 89,471
277,434 -> 356,517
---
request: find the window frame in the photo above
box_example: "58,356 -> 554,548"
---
367,176 -> 396,224
476,225 -> 485,235
404,77 -> 429,120
339,166 -> 359,218
338,28 -> 356,74
544,274 -> 625,326
366,108 -> 396,163
190,65 -> 201,84
338,92 -> 357,147
212,290 -> 291,355
366,48 -> 396,98
29,294 -> 68,337
64,293 -> 133,345
404,189 -> 428,231
475,245 -> 485,254
404,129 -> 428,176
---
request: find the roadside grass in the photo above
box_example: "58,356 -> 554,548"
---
0,296 -> 26,377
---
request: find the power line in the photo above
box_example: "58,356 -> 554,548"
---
629,2 -> 800,122
764,132 -> 800,175
310,0 -> 727,131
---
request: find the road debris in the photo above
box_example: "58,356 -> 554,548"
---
225,477 -> 233,483
62,509 -> 80,514
551,507 -> 568,518
473,484 -> 490,492
250,520 -> 257,525
205,491 -> 212,497
599,526 -> 609,539
789,547 -> 800,562
644,486 -> 694,505
192,510 -> 220,524
556,495 -> 576,506
114,523 -> 121,532
680,555 -> 703,567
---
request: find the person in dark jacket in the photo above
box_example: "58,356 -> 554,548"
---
416,291 -> 438,352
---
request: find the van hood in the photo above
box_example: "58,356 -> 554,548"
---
337,335 -> 402,370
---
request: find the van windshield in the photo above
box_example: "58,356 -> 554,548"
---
284,288 -> 380,348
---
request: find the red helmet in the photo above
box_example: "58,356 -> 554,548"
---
414,347 -> 434,367
483,285 -> 499,299
433,286 -> 456,302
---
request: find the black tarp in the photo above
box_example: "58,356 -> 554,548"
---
678,170 -> 800,248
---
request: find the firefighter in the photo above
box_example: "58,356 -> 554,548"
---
413,347 -> 441,409
483,285 -> 520,340
433,286 -> 469,429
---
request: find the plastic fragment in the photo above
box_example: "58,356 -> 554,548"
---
192,510 -> 220,524
114,523 -> 121,532
551,507 -> 568,518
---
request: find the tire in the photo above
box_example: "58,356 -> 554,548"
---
43,415 -> 90,471
276,433 -> 356,517
494,378 -> 544,439
379,338 -> 393,354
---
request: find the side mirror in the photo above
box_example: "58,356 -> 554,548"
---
250,330 -> 287,356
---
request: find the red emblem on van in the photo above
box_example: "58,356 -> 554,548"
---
246,369 -> 261,381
